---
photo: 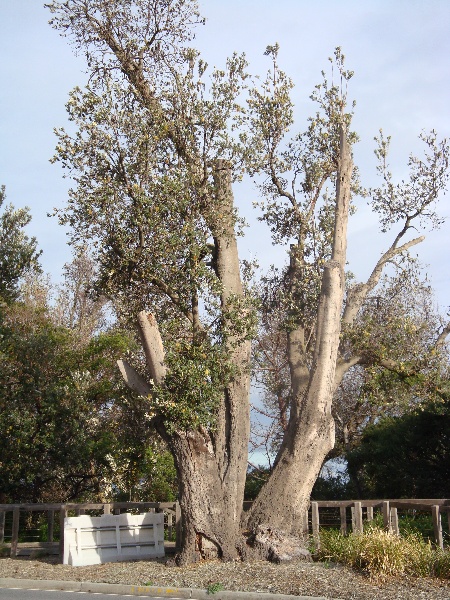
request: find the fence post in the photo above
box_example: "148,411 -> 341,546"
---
11,508 -> 20,557
311,502 -> 320,549
432,505 -> 443,550
47,510 -> 54,542
103,503 -> 111,515
0,511 -> 5,544
366,506 -> 373,522
353,502 -> 363,534
302,508 -> 309,537
59,505 -> 68,562
167,511 -> 173,541
339,505 -> 347,535
382,501 -> 390,531
175,502 -> 182,551
390,507 -> 399,535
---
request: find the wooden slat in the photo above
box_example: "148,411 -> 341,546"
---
340,505 -> 347,535
11,508 -> 20,557
382,501 -> 390,531
59,505 -> 68,563
432,505 -> 443,550
47,510 -> 54,543
311,502 -> 320,549
353,502 -> 363,534
391,507 -> 399,535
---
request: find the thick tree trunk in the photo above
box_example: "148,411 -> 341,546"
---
210,160 -> 251,531
246,127 -> 353,553
119,162 -> 251,564
167,429 -> 245,564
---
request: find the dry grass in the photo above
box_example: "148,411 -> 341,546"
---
316,527 -> 450,581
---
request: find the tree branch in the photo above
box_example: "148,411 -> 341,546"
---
137,311 -> 167,385
435,321 -> 450,349
117,359 -> 152,396
343,235 -> 425,326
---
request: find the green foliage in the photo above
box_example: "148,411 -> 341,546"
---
0,186 -> 41,303
311,470 -> 355,501
206,582 -> 225,595
153,339 -> 235,433
365,511 -> 447,544
111,444 -> 178,502
47,3 -> 256,443
0,295 -> 136,502
397,513 -> 436,542
244,466 -> 270,500
346,407 -> 450,499
316,528 -> 450,580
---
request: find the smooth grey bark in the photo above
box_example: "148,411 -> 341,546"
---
246,127 -> 353,537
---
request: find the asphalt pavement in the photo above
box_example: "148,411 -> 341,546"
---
0,578 -> 335,600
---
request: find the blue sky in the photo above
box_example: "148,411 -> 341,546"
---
1,0 -> 449,309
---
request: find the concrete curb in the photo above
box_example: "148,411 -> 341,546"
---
0,578 -> 336,599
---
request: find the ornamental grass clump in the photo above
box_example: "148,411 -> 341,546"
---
434,549 -> 450,579
316,528 -> 450,581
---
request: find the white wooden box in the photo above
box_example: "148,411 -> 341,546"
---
63,512 -> 165,565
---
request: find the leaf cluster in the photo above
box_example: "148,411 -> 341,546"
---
153,338 -> 235,433
0,186 -> 42,304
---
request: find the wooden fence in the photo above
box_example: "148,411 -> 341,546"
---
0,502 -> 181,560
309,499 -> 450,550
1,498 -> 448,561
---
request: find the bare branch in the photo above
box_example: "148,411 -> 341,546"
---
343,235 -> 425,326
117,359 -> 152,396
137,311 -> 167,384
435,321 -> 450,349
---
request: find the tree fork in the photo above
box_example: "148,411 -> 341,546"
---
245,126 -> 353,553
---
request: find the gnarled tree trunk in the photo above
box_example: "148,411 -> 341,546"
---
119,161 -> 251,564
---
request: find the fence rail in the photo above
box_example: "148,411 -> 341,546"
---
310,499 -> 450,550
1,498 -> 448,561
0,502 -> 181,560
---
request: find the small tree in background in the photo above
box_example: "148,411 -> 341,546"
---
0,186 -> 41,304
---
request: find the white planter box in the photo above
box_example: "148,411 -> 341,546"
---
63,512 -> 165,566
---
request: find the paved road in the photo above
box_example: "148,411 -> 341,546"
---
0,582 -> 330,600
0,589 -> 188,600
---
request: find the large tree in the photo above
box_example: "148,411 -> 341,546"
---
243,50 -> 449,537
47,0 -> 449,563
48,0 -> 253,562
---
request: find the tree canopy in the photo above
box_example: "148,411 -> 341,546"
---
0,256 -> 177,504
347,406 -> 450,499
45,0 -> 450,563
